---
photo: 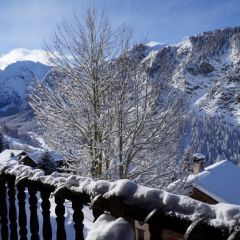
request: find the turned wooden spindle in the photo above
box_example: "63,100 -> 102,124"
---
0,177 -> 9,239
17,184 -> 28,240
72,200 -> 84,240
7,177 -> 18,240
41,191 -> 52,240
55,196 -> 66,240
29,187 -> 40,240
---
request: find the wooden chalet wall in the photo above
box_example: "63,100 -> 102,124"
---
190,187 -> 218,205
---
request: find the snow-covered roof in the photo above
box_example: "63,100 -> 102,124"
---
25,152 -> 42,163
0,149 -> 25,166
25,151 -> 64,164
0,149 -> 64,166
193,153 -> 206,159
193,160 -> 240,205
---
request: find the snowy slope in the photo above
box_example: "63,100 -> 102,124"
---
0,149 -> 23,166
0,28 -> 239,125
0,61 -> 50,115
0,27 -> 240,163
0,61 -> 50,144
133,26 -> 240,163
142,27 -> 240,125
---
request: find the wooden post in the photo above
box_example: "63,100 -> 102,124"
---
0,176 -> 9,239
41,191 -> 52,240
92,207 -> 104,222
144,209 -> 163,240
90,194 -> 104,222
55,196 -> 66,240
17,184 -> 28,240
72,200 -> 84,240
148,223 -> 163,240
7,176 -> 18,240
29,187 -> 40,240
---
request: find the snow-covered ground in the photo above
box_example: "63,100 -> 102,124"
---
86,213 -> 134,240
0,60 -> 49,101
5,136 -> 43,152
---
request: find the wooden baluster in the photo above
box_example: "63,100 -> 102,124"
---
145,210 -> 163,240
55,196 -> 66,240
184,217 -> 209,240
8,177 -> 18,240
149,223 -> 163,240
92,207 -> 104,222
90,195 -> 104,222
41,191 -> 52,240
17,184 -> 28,240
29,187 -> 40,240
0,177 -> 9,239
72,200 -> 84,240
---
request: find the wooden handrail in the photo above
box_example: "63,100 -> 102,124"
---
0,169 -> 237,240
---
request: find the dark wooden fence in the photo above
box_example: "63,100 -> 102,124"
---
0,172 -> 239,240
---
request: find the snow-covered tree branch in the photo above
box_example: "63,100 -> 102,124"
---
29,8 -> 188,190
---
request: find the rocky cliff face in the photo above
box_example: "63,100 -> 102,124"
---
134,27 -> 240,163
142,27 -> 240,126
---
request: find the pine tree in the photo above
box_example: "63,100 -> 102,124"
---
0,132 -> 6,153
38,151 -> 56,174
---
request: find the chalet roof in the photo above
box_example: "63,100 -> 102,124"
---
193,160 -> 240,205
0,149 -> 64,167
0,149 -> 25,166
25,151 -> 64,164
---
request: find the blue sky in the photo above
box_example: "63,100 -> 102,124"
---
0,0 -> 239,68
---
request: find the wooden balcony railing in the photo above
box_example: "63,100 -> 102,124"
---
0,164 -> 239,240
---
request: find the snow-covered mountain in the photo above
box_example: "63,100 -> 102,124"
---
136,27 -> 240,163
0,60 -> 50,116
0,26 -> 239,163
140,27 -> 240,125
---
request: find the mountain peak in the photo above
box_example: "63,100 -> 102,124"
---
3,60 -> 50,80
0,60 -> 50,116
189,26 -> 240,40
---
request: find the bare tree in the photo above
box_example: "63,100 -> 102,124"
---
30,8 -> 187,189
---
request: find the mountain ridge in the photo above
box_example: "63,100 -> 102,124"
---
0,26 -> 239,163
0,60 -> 50,116
140,26 -> 240,125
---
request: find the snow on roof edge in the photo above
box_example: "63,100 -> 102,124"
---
193,160 -> 240,204
193,184 -> 228,204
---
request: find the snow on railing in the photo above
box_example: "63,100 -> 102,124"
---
0,162 -> 239,240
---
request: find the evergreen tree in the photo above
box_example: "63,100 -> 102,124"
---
0,132 -> 6,153
38,151 -> 56,174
